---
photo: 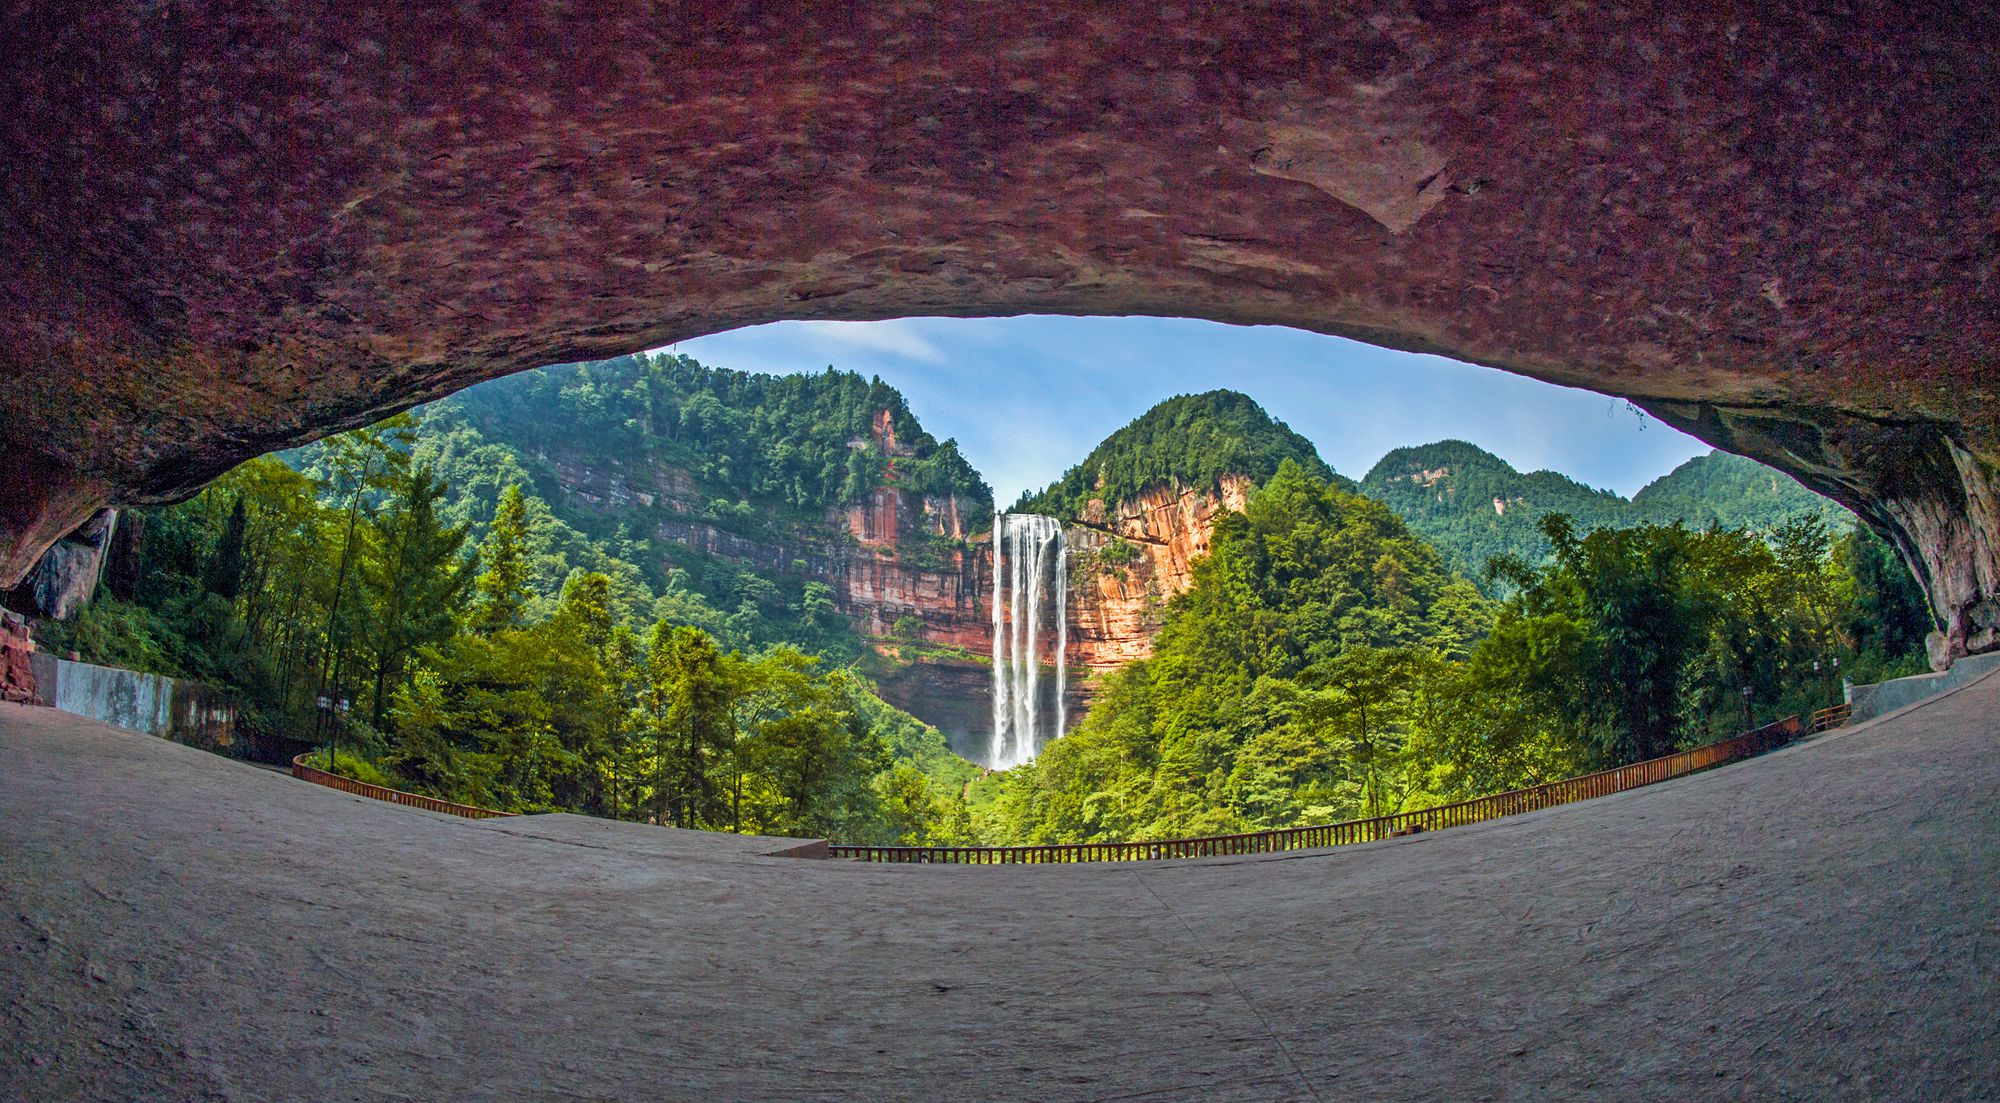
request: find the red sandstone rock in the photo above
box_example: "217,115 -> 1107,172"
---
0,618 -> 39,705
1067,476 -> 1251,673
4,2 -> 1998,662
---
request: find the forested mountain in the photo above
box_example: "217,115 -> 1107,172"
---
452,354 -> 990,521
980,464 -> 1928,845
46,355 -> 993,844
1631,451 -> 1852,531
41,355 -> 1928,851
986,462 -> 1494,841
1361,441 -> 1852,590
1014,391 -> 1337,518
378,354 -> 992,655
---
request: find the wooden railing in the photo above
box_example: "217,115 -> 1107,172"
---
1810,702 -> 1853,732
829,715 -> 1806,864
291,754 -> 514,820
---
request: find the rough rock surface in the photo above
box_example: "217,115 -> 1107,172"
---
0,615 -> 37,705
4,671 -> 1996,1099
1068,476 -> 1251,672
1,510 -> 115,620
4,2 -> 1998,661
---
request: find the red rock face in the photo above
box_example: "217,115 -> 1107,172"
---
0,616 -> 39,705
1067,476 -> 1251,672
4,3 -> 1999,663
835,483 -> 988,649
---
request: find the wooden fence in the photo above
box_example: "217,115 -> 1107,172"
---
291,754 -> 514,820
829,714 -> 1809,864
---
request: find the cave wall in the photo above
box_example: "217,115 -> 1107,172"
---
4,1 -> 1997,664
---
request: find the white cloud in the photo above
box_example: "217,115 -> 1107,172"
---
785,320 -> 949,365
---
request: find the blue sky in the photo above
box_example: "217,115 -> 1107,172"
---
668,316 -> 1710,505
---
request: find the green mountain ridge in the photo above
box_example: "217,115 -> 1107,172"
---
1014,390 -> 1339,518
1362,439 -> 1852,590
295,371 -> 1861,776
43,356 -> 1925,850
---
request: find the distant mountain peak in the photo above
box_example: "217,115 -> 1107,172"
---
1014,391 -> 1337,517
1364,440 -> 1532,485
1360,442 -> 1850,593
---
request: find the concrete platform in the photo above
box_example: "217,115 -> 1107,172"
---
470,813 -> 831,860
2,673 -> 1995,1101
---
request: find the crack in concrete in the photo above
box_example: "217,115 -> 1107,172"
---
1134,869 -> 1328,1103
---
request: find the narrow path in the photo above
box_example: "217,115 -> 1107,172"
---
1,677 -> 1995,1101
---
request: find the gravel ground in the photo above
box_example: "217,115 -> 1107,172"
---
2,674 -> 1995,1102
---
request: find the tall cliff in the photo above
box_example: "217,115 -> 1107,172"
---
432,356 -> 1006,758
866,474 -> 1256,763
1014,391 -> 1333,683
1064,474 -> 1252,672
521,384 -> 997,662
877,392 -> 1339,761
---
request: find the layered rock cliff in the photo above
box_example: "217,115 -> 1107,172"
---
525,401 -> 1000,755
1064,476 -> 1252,673
873,474 -> 1251,761
559,450 -> 1251,760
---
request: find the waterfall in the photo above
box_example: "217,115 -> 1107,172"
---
989,512 -> 1067,769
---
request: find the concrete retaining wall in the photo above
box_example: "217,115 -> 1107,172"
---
53,658 -> 175,735
28,651 -> 56,707
43,658 -> 243,754
1846,651 -> 2000,724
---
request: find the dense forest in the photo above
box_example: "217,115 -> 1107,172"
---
39,357 -> 1934,848
460,352 -> 991,518
977,462 -> 1931,844
1362,440 -> 1852,592
44,366 -> 986,843
1015,390 -> 1336,517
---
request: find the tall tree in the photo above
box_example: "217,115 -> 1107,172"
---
360,465 -> 471,724
1307,646 -> 1420,819
205,495 -> 248,600
473,485 -> 532,635
636,623 -> 734,828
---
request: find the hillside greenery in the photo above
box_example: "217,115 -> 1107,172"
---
983,461 -> 1495,841
977,464 -> 1932,844
42,361 -> 990,843
37,363 -> 1934,850
1631,450 -> 1854,531
457,352 -> 991,519
1361,440 -> 1853,592
1014,391 -> 1336,518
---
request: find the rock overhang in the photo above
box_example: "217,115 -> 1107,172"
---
3,1 -> 1997,661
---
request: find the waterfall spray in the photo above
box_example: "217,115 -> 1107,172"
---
990,514 -> 1008,759
988,512 -> 1068,769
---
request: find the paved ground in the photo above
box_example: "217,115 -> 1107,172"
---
3,675 -> 1996,1102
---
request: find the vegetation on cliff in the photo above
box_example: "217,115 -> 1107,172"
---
1013,391 -> 1335,518
985,462 -> 1493,840
40,359 -> 1932,851
979,464 -> 1930,844
459,352 -> 991,516
44,359 -> 990,843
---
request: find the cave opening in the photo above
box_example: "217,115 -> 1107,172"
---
16,312 -> 1930,785
5,6 -> 1997,1095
